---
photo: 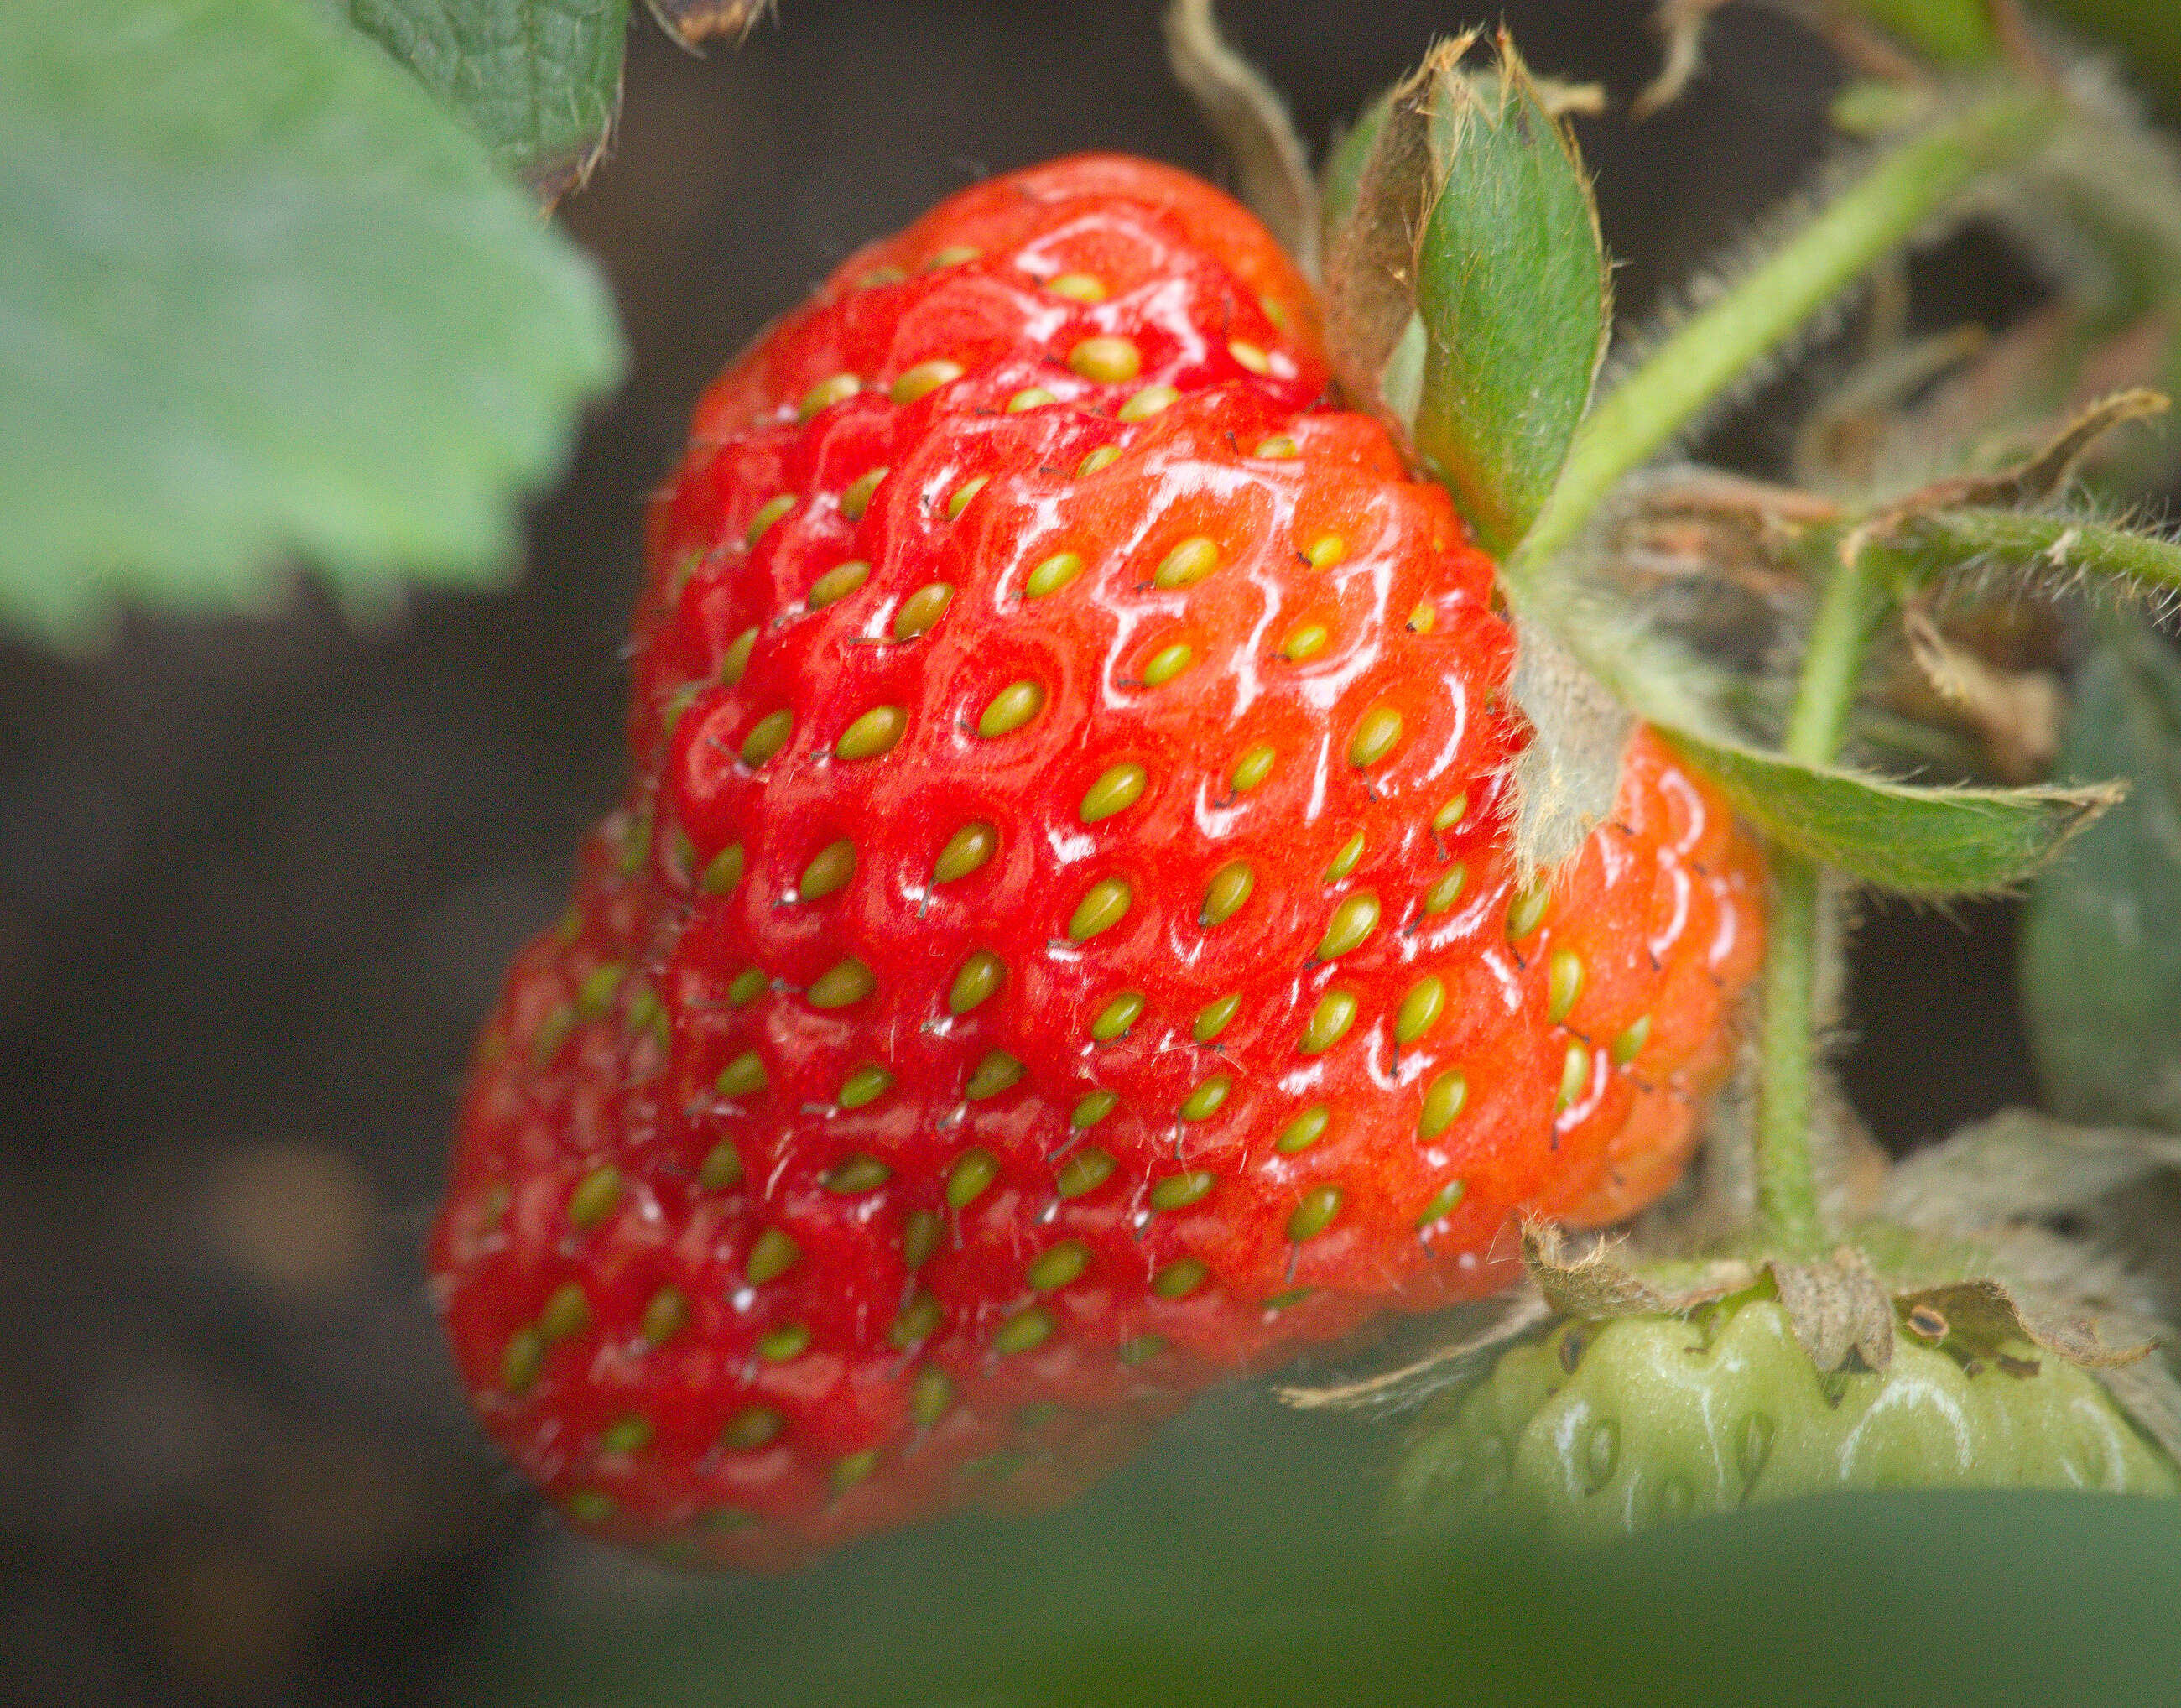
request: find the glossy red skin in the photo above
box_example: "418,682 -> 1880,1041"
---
430,156 -> 1766,1570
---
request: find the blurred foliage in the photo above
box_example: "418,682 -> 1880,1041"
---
2049,0 -> 2181,113
0,0 -> 623,646
455,1383 -> 2181,1708
2022,619 -> 2181,1130
345,0 -> 632,195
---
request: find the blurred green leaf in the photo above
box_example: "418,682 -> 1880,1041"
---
0,0 -> 625,643
1656,726 -> 2119,896
1845,0 -> 1997,62
1409,41 -> 1609,559
2022,619 -> 2181,1128
2046,0 -> 2181,115
346,0 -> 631,196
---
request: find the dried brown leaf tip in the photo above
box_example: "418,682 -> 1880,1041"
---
1767,1247 -> 1896,1374
1892,1278 -> 2157,1372
644,0 -> 776,53
1520,1221 -> 1753,1319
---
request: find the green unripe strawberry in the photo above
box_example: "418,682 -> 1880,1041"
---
1389,1293 -> 2178,1547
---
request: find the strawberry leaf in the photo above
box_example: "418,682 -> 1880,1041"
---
0,0 -> 625,644
345,0 -> 632,200
2021,619 -> 2181,1128
1656,726 -> 2120,897
1408,37 -> 1610,558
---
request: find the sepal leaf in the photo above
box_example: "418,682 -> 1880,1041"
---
1321,32 -> 1610,556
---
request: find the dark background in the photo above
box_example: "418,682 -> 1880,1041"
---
0,2 -> 2132,1703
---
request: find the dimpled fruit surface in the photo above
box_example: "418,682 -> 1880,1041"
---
1389,1298 -> 2178,1549
430,154 -> 1767,1570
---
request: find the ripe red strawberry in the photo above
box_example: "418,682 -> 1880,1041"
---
429,155 -> 1766,1571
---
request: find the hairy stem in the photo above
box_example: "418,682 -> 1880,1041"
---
1511,88 -> 2057,580
1754,548 -> 1891,1250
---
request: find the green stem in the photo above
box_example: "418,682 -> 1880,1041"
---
1753,548 -> 1890,1251
1510,88 -> 2057,580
